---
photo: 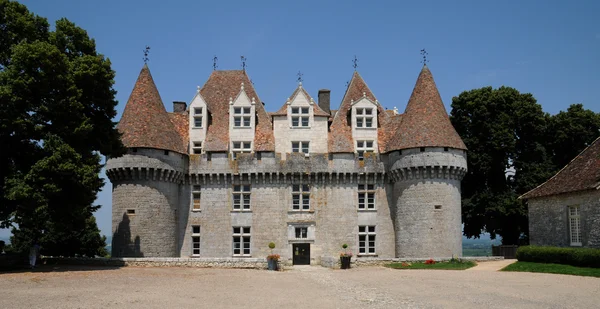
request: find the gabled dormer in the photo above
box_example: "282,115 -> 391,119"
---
287,83 -> 314,128
229,82 -> 256,157
188,86 -> 208,154
351,92 -> 379,129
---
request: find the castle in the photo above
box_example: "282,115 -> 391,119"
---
106,62 -> 467,264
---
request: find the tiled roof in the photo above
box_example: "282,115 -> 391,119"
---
329,71 -> 389,153
380,114 -> 403,153
199,70 -> 274,152
520,136 -> 600,199
117,64 -> 187,154
272,85 -> 330,117
168,112 -> 189,153
386,65 -> 466,151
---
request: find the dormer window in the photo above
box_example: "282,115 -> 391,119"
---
233,107 -> 251,127
194,107 -> 203,128
356,108 -> 374,128
291,107 -> 309,127
232,141 -> 251,159
192,141 -> 202,154
356,140 -> 374,160
292,141 -> 310,154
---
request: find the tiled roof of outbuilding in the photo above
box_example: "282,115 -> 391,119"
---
272,85 -> 330,117
329,71 -> 389,153
117,64 -> 187,154
200,70 -> 275,152
385,65 -> 466,151
520,136 -> 600,199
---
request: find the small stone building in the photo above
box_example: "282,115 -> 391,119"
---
106,62 -> 468,264
521,137 -> 600,248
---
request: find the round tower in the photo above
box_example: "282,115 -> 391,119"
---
106,64 -> 187,257
386,65 -> 468,258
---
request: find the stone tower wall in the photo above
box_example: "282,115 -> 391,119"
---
106,148 -> 187,257
388,148 -> 467,258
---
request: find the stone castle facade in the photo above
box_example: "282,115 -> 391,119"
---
106,63 -> 468,264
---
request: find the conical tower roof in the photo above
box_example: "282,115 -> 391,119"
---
117,64 -> 187,154
387,65 -> 466,151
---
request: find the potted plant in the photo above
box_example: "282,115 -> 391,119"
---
340,244 -> 352,269
267,242 -> 279,271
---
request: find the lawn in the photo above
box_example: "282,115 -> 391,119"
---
502,261 -> 600,278
387,260 -> 476,270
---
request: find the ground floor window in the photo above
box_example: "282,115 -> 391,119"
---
191,225 -> 200,256
568,206 -> 581,246
358,225 -> 376,255
233,226 -> 251,256
295,227 -> 308,239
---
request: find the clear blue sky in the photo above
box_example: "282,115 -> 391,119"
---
2,0 -> 599,239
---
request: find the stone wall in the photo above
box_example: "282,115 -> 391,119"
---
528,190 -> 600,248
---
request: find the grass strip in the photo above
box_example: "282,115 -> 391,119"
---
386,260 -> 476,270
502,261 -> 600,278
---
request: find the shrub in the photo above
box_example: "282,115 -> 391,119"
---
424,259 -> 436,265
516,246 -> 600,268
268,242 -> 276,250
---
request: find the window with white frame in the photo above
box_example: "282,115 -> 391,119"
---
356,140 -> 374,160
193,107 -> 203,128
233,107 -> 252,127
292,184 -> 310,210
358,184 -> 375,210
291,106 -> 310,127
233,185 -> 251,211
358,225 -> 376,255
569,206 -> 582,246
292,141 -> 310,154
295,227 -> 308,239
356,108 -> 374,128
232,141 -> 251,159
233,226 -> 251,256
191,185 -> 201,211
191,225 -> 200,256
192,141 -> 202,154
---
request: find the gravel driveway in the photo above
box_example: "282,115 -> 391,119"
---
1,263 -> 598,309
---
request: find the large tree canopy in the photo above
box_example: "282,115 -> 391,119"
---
451,86 -> 600,245
0,0 -> 124,256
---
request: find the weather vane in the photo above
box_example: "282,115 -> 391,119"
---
240,56 -> 247,71
352,55 -> 358,70
345,80 -> 350,88
420,49 -> 428,65
143,46 -> 151,64
213,55 -> 218,71
297,71 -> 303,83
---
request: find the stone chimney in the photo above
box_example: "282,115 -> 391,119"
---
318,89 -> 331,114
172,101 -> 187,113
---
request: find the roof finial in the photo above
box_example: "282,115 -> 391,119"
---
241,82 -> 244,90
393,106 -> 398,114
143,45 -> 151,64
197,85 -> 200,93
420,49 -> 429,66
297,71 -> 303,84
213,55 -> 218,71
240,55 -> 247,71
352,55 -> 358,70
363,92 -> 366,98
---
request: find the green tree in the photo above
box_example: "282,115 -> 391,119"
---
547,104 -> 600,169
0,0 -> 123,256
450,86 -> 553,245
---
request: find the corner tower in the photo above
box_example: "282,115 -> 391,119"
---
386,65 -> 467,258
106,64 -> 187,257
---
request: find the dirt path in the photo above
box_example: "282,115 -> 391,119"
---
468,259 -> 517,271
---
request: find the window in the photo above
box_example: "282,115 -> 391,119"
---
191,225 -> 200,256
569,206 -> 582,246
193,107 -> 203,128
291,106 -> 309,127
292,184 -> 310,210
192,141 -> 202,154
192,185 -> 201,211
233,106 -> 251,127
232,141 -> 252,159
126,209 -> 135,215
359,225 -> 376,255
292,141 -> 310,154
356,140 -> 374,160
356,108 -> 374,128
434,205 -> 442,210
233,226 -> 251,256
233,185 -> 251,210
358,184 -> 375,210
295,227 -> 308,239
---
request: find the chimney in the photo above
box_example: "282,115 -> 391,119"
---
318,89 -> 331,114
173,101 -> 187,113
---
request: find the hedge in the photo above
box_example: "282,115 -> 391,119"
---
516,246 -> 600,268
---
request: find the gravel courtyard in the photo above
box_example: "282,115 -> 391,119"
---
1,262 -> 599,309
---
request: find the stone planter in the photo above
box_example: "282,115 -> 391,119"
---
267,259 -> 279,271
340,256 -> 351,269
